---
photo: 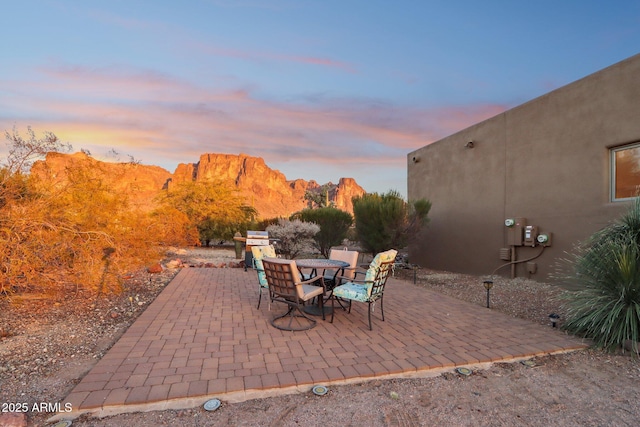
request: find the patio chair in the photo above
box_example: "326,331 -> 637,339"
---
299,249 -> 359,286
324,248 -> 360,289
252,244 -> 277,309
262,257 -> 326,331
330,249 -> 398,330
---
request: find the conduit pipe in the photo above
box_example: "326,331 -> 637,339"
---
490,246 -> 546,278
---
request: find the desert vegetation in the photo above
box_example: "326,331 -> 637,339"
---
265,218 -> 320,259
0,125 -> 435,302
0,128 -> 255,299
1,128 -> 428,303
155,180 -> 257,246
295,206 -> 353,257
560,197 -> 640,353
352,190 -> 431,255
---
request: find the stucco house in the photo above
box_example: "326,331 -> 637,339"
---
407,53 -> 640,282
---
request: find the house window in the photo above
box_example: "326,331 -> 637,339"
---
612,142 -> 640,201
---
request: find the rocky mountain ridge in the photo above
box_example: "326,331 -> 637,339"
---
31,152 -> 366,218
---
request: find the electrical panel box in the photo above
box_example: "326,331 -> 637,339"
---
506,217 -> 527,246
524,225 -> 538,247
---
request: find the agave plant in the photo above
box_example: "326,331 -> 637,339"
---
562,198 -> 640,353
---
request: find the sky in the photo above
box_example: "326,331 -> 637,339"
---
1,1 -> 639,197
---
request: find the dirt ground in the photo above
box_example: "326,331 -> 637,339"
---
1,246 -> 639,427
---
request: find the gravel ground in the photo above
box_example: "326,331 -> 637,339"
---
1,246 -> 639,427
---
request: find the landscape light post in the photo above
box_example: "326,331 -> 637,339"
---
549,313 -> 560,328
483,280 -> 494,308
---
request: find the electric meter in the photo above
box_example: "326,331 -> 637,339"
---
537,234 -> 549,244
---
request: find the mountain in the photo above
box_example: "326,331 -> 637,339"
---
30,152 -> 173,212
31,152 -> 366,218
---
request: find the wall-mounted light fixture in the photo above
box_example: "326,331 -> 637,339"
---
411,155 -> 420,163
465,141 -> 475,148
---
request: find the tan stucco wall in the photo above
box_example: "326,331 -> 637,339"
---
407,54 -> 640,282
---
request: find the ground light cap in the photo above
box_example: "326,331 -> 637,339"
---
312,385 -> 328,395
203,398 -> 221,411
456,367 -> 473,376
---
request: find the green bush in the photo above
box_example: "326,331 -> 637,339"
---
561,197 -> 640,353
352,190 -> 431,255
295,207 -> 353,258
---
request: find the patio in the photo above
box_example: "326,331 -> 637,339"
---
58,267 -> 587,420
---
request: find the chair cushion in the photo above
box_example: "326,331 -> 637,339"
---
252,245 -> 276,288
363,249 -> 398,295
299,284 -> 324,301
328,249 -> 359,280
262,257 -> 310,300
332,282 -> 370,302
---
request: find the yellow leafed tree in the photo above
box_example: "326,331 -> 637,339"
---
0,127 -> 192,299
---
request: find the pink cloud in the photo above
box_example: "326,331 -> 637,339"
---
0,64 -> 506,182
187,41 -> 357,73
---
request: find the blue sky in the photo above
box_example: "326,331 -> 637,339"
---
1,1 -> 638,197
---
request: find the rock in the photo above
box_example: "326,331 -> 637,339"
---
30,151 -> 172,211
147,263 -> 163,273
166,259 -> 182,269
31,152 -> 367,218
172,153 -> 366,217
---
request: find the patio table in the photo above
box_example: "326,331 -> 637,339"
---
295,258 -> 350,316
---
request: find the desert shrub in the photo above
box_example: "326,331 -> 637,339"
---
266,218 -> 320,258
352,190 -> 431,255
561,197 -> 640,353
3,126 -> 71,174
1,158 -> 168,297
303,184 -> 331,208
0,127 -> 189,299
156,180 -> 257,245
149,206 -> 200,247
256,217 -> 282,230
294,207 -> 353,257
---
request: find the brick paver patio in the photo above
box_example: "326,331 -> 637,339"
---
57,267 -> 587,419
